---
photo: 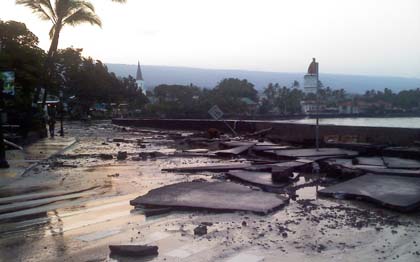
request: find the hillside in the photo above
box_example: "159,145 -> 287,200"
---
106,64 -> 420,94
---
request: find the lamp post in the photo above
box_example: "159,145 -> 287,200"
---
315,82 -> 320,151
0,78 -> 10,168
59,90 -> 64,137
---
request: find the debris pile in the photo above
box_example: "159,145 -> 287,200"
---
128,127 -> 420,213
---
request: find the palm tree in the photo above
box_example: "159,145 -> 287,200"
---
16,0 -> 120,57
16,0 -> 126,104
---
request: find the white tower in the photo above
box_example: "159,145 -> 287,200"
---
303,58 -> 319,94
136,61 -> 145,92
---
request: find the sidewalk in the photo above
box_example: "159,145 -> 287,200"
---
0,136 -> 77,186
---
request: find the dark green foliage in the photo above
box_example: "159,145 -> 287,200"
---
0,20 -> 45,98
1,20 -> 147,123
145,79 -> 259,117
260,83 -> 304,114
0,20 -> 47,135
54,48 -> 148,116
362,88 -> 420,112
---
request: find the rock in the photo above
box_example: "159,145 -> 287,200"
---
317,244 -> 326,252
109,245 -> 158,257
207,128 -> 220,139
271,166 -> 293,183
113,138 -> 129,143
99,154 -> 113,160
117,151 -> 128,160
194,225 -> 207,236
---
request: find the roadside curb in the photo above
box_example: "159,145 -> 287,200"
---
21,138 -> 79,177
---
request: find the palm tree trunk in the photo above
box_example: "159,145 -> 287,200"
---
41,23 -> 62,106
48,24 -> 62,58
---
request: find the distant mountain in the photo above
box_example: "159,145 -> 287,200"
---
106,63 -> 420,94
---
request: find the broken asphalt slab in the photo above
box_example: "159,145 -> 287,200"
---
130,181 -> 289,215
162,163 -> 252,173
274,148 -> 358,159
383,157 -> 420,169
318,174 -> 420,212
323,158 -> 420,177
109,245 -> 158,257
354,157 -> 385,167
163,160 -> 312,174
227,170 -> 298,192
214,143 -> 255,156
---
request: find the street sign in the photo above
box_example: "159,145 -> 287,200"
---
208,105 -> 238,137
0,71 -> 15,96
208,105 -> 224,120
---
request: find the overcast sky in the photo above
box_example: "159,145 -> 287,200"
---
1,0 -> 420,78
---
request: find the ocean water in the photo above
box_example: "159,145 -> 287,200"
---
275,117 -> 420,129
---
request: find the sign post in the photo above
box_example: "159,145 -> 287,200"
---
208,105 -> 238,137
59,90 -> 64,137
0,77 -> 10,168
315,80 -> 322,151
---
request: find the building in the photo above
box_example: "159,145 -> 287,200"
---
240,97 -> 259,115
338,100 -> 393,115
303,58 -> 319,94
300,100 -> 326,115
136,61 -> 145,92
301,58 -> 321,114
338,101 -> 360,114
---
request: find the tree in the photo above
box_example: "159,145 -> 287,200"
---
149,84 -> 204,117
261,83 -> 304,115
53,47 -> 147,117
213,78 -> 258,101
211,78 -> 258,114
16,0 -> 126,104
0,20 -> 47,136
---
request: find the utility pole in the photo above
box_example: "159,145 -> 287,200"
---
0,78 -> 10,168
315,82 -> 320,151
59,90 -> 64,137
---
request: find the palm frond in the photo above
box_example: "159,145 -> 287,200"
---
15,0 -> 55,22
63,8 -> 102,27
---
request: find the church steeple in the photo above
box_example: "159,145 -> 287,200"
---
136,61 -> 143,81
135,60 -> 145,92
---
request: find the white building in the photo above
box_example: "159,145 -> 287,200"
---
136,61 -> 145,92
303,58 -> 319,94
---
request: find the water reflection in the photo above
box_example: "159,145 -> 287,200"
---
276,117 -> 420,128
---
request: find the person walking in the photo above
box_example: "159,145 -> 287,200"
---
48,113 -> 56,138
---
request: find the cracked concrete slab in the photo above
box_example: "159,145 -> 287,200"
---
318,174 -> 420,212
130,182 -> 289,214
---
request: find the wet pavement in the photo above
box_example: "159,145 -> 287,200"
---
0,121 -> 420,262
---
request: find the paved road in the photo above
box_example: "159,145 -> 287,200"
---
0,121 -> 419,262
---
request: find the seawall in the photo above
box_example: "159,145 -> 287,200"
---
112,118 -> 420,146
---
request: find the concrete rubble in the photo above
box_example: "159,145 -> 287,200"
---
318,174 -> 420,212
130,181 -> 289,214
2,122 -> 420,261
150,129 -> 420,213
109,245 -> 159,257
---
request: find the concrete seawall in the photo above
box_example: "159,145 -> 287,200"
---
112,118 -> 420,146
